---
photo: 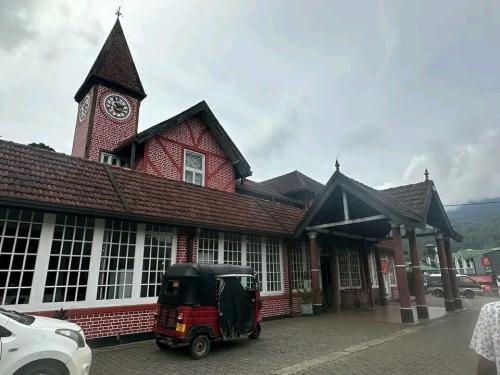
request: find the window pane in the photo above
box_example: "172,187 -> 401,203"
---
223,233 -> 241,265
184,170 -> 193,183
246,236 -> 262,284
185,152 -> 203,171
141,224 -> 173,298
198,230 -> 218,264
194,173 -> 203,186
0,208 -> 43,305
265,238 -> 282,292
97,219 -> 136,300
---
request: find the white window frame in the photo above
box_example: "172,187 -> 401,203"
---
338,250 -> 362,290
290,242 -> 312,291
140,224 -> 177,298
100,152 -> 128,168
8,213 -> 178,312
183,149 -> 205,186
41,214 -> 95,304
196,232 -> 284,296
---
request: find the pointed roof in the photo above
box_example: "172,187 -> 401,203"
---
75,19 -> 146,101
382,182 -> 431,219
113,101 -> 252,179
294,171 -> 462,241
259,170 -> 324,196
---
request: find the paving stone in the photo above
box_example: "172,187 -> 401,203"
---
90,297 -> 495,375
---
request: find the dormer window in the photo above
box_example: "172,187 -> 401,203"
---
101,152 -> 129,168
184,150 -> 204,186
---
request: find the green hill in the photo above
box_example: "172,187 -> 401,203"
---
447,198 -> 500,251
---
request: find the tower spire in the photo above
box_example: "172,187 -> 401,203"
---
335,159 -> 340,172
115,6 -> 123,18
74,18 -> 146,102
424,168 -> 429,181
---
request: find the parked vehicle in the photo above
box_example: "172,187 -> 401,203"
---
153,263 -> 262,359
426,273 -> 484,298
0,307 -> 92,375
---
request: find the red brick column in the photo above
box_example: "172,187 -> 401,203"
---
392,224 -> 414,323
308,231 -> 322,314
373,247 -> 387,305
435,233 -> 455,312
444,237 -> 462,309
407,228 -> 429,319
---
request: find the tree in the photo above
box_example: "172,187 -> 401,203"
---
28,142 -> 55,151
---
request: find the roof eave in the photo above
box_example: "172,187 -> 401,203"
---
74,76 -> 147,102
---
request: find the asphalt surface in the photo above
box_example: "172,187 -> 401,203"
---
90,296 -> 497,374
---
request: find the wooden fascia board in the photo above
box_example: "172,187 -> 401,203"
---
293,177 -> 341,237
306,214 -> 386,231
336,177 -> 418,226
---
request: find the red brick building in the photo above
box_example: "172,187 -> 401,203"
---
0,20 -> 463,343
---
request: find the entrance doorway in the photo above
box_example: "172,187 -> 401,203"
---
320,255 -> 333,310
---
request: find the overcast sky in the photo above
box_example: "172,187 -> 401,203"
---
1,0 -> 500,205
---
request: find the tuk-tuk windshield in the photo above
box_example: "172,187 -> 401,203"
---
218,274 -> 256,290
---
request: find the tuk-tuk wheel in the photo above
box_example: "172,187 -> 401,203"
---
190,335 -> 211,360
156,338 -> 170,350
248,322 -> 261,339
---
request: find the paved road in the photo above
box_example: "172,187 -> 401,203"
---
90,296 -> 498,374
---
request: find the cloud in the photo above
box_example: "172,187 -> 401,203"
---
0,1 -> 37,50
400,127 -> 500,204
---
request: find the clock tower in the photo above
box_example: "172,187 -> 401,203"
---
71,19 -> 146,162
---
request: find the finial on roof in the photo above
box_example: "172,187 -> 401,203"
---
335,159 -> 340,172
424,168 -> 429,181
115,6 -> 123,18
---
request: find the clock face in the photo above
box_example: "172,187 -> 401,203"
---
79,95 -> 90,122
104,94 -> 130,120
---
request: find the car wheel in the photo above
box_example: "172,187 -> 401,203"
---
248,322 -> 261,339
189,334 -> 211,360
156,338 -> 170,350
14,359 -> 68,375
433,289 -> 444,298
464,290 -> 475,299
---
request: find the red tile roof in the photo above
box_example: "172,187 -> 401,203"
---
0,141 -> 303,236
259,170 -> 324,195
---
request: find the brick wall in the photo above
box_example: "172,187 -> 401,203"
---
137,117 -> 236,193
71,88 -> 95,158
72,84 -> 140,162
32,304 -> 158,340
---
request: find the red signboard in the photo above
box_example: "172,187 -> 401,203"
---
380,260 -> 390,273
481,256 -> 491,267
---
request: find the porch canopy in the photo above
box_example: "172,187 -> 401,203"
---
294,168 -> 462,242
293,165 -> 462,322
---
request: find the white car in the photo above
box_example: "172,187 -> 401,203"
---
0,307 -> 92,375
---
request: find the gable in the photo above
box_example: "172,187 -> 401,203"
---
114,101 -> 251,180
136,116 -> 236,192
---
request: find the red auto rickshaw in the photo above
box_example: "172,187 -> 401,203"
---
153,263 -> 262,359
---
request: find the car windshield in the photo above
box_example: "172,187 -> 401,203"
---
0,307 -> 35,325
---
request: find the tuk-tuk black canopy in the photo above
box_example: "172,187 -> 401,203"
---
159,263 -> 254,306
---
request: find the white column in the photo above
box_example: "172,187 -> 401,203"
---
217,232 -> 224,264
86,218 -> 105,304
241,234 -> 247,266
171,227 -> 178,265
131,223 -> 146,299
261,237 -> 268,294
30,213 -> 56,310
